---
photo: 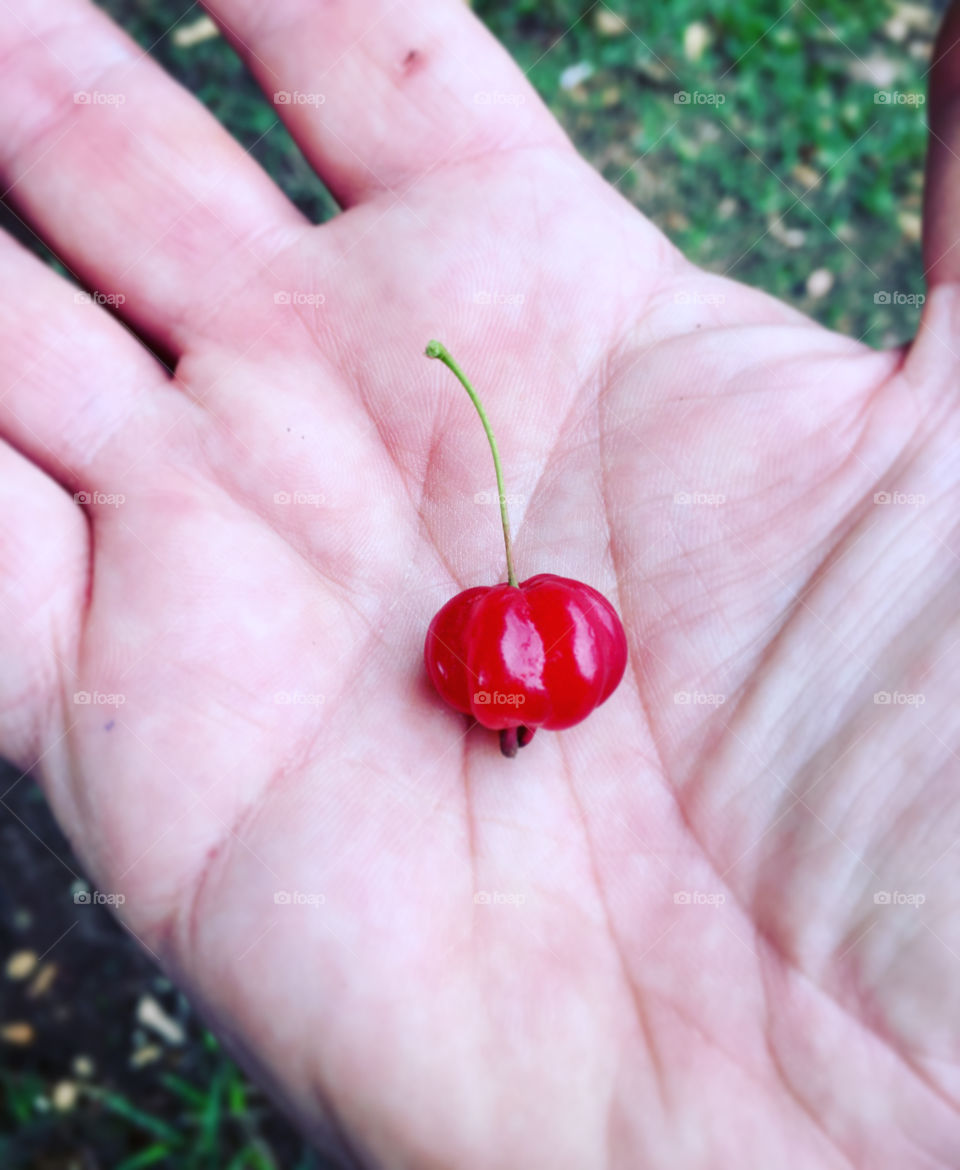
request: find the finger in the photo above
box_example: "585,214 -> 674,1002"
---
0,437 -> 86,771
0,229 -> 189,487
202,0 -> 569,207
0,0 -> 307,355
924,0 -> 960,285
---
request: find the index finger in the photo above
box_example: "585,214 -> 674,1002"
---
0,0 -> 307,356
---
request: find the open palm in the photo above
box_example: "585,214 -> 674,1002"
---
2,1 -> 960,1166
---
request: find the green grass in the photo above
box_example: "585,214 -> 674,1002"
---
0,1008 -> 326,1169
472,0 -> 935,340
1,2 -> 940,1166
0,1010 -> 325,1165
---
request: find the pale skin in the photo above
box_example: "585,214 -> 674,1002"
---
1,0 -> 959,1165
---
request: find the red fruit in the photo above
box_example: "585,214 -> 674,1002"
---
422,340 -> 629,756
425,573 -> 628,745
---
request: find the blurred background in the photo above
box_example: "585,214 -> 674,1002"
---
0,1 -> 941,1167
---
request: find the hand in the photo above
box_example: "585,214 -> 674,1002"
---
1,1 -> 959,1166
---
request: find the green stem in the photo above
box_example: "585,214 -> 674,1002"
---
425,340 -> 518,587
